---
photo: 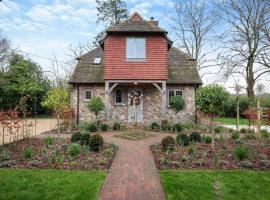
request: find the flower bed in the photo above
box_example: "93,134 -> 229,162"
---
0,138 -> 117,170
151,138 -> 270,170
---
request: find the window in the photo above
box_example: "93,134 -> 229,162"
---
115,89 -> 123,104
93,57 -> 101,65
168,89 -> 183,99
126,37 -> 146,61
84,90 -> 92,101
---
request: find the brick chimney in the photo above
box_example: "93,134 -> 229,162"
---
148,17 -> 159,26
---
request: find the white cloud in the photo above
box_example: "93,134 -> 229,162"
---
130,2 -> 153,15
26,5 -> 56,22
0,0 -> 20,16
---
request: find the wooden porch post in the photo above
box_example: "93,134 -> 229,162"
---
105,81 -> 109,117
162,81 -> 166,117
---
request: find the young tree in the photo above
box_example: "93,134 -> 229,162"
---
218,0 -> 270,101
87,97 -> 104,125
0,33 -> 10,72
196,84 -> 230,148
169,0 -> 219,73
169,95 -> 185,112
41,86 -> 69,147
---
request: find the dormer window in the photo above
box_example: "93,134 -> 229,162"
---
126,37 -> 146,61
93,57 -> 101,65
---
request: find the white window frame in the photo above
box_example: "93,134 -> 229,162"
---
126,37 -> 146,61
93,57 -> 101,65
84,90 -> 92,101
115,88 -> 123,105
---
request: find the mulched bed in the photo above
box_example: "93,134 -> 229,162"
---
0,138 -> 117,170
114,130 -> 155,140
151,138 -> 270,170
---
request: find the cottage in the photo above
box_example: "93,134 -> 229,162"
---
69,12 -> 202,125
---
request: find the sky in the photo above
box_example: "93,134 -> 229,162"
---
0,0 -> 269,93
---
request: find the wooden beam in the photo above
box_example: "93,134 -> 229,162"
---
109,83 -> 119,94
105,81 -> 109,116
152,83 -> 162,93
161,81 -> 166,116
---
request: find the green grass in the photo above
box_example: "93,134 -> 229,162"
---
216,117 -> 248,125
160,170 -> 270,200
0,169 -> 106,200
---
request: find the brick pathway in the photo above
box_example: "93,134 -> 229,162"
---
98,132 -> 168,200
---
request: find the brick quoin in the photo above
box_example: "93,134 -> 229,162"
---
104,35 -> 168,80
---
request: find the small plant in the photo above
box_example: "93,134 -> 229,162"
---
182,123 -> 193,130
261,130 -> 269,138
151,122 -> 160,131
23,146 -> 34,159
244,134 -> 256,140
78,122 -> 91,132
44,136 -> 54,146
90,134 -> 104,151
71,132 -> 82,143
233,146 -> 250,160
188,145 -> 197,155
228,128 -> 234,133
173,123 -> 183,133
161,136 -> 175,151
214,126 -> 224,134
189,132 -> 202,143
161,123 -> 172,132
69,143 -> 81,157
112,123 -> 121,130
181,155 -> 188,162
204,136 -> 212,144
89,123 -> 97,132
176,133 -> 189,146
100,124 -> 109,131
240,128 -> 247,134
231,131 -> 240,140
80,134 -> 91,145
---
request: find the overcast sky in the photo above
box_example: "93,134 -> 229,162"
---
0,0 -> 269,93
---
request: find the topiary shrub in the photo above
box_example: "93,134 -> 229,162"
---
69,143 -> 81,157
44,136 -> 54,146
80,134 -> 91,145
71,132 -> 82,143
161,123 -> 172,132
100,124 -> 109,131
203,136 -> 212,144
176,133 -> 189,146
161,136 -> 175,151
189,132 -> 202,143
173,123 -> 183,133
90,134 -> 104,151
214,126 -> 224,134
23,146 -> 34,159
112,123 -> 121,131
240,128 -> 247,133
169,95 -> 185,112
261,130 -> 269,138
233,146 -> 250,160
231,131 -> 240,140
151,122 -> 160,131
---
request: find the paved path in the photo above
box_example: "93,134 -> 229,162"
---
98,132 -> 168,200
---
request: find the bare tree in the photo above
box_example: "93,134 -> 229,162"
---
169,0 -> 219,72
218,0 -> 270,101
0,34 -> 10,72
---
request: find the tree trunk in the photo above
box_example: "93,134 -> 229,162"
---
57,110 -> 61,149
247,57 -> 255,102
210,116 -> 215,149
236,96 -> 240,132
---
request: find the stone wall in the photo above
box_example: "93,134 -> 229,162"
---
70,83 -> 196,125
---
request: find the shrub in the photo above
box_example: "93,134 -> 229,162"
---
173,123 -> 183,133
161,123 -> 172,132
189,132 -> 202,143
169,95 -> 185,112
261,130 -> 269,138
231,131 -> 240,140
100,124 -> 109,131
71,132 -> 82,143
161,136 -> 175,151
182,123 -> 193,130
69,143 -> 81,157
228,128 -> 234,133
188,145 -> 197,155
244,134 -> 256,140
176,133 -> 189,146
78,122 -> 91,132
89,123 -> 97,132
233,146 -> 250,160
90,134 -> 104,151
240,128 -> 247,133
204,136 -> 212,144
80,134 -> 91,145
112,123 -> 121,130
151,122 -> 160,131
214,126 -> 224,134
23,146 -> 34,159
44,136 -> 54,146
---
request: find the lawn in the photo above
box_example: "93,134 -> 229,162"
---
216,117 -> 248,125
160,170 -> 270,200
0,169 -> 106,200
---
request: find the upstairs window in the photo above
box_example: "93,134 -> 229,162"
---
169,89 -> 183,99
126,37 -> 146,61
115,89 -> 123,104
84,90 -> 92,101
93,57 -> 101,65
